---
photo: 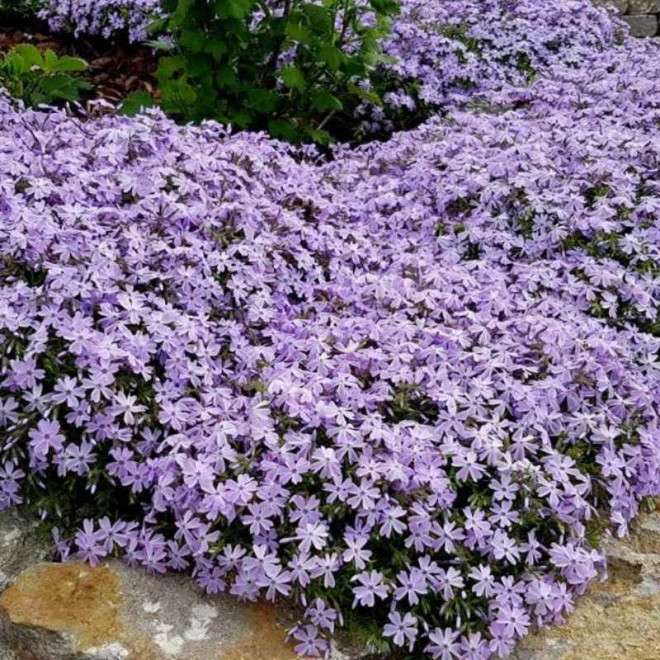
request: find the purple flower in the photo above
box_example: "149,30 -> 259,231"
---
306,598 -> 340,633
342,532 -> 372,569
310,553 -> 342,589
28,419 -> 65,459
74,519 -> 108,567
383,611 -> 417,649
469,565 -> 496,598
256,564 -> 292,600
394,568 -> 428,606
40,0 -> 163,42
290,625 -> 328,658
494,603 -> 531,639
426,627 -> 461,660
351,571 -> 389,608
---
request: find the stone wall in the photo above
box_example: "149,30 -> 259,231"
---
594,0 -> 660,36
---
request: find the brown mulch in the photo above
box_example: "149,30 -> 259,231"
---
0,18 -> 160,106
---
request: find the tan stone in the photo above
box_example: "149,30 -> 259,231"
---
1,564 -> 125,650
220,602 -> 300,660
514,512 -> 660,660
0,561 -> 300,660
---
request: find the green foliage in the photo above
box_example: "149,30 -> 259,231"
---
157,0 -> 400,143
0,0 -> 43,18
0,44 -> 90,107
119,89 -> 156,116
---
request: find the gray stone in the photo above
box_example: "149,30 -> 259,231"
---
623,14 -> 659,36
0,508 -> 49,594
592,0 -> 630,13
629,0 -> 660,14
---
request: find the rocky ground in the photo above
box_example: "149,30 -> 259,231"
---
512,509 -> 660,660
593,1 -> 660,37
0,510 -> 367,660
1,508 -> 660,660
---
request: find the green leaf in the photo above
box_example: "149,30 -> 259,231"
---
227,107 -> 253,127
43,49 -> 58,71
310,89 -> 343,112
153,0 -> 401,142
214,0 -> 253,19
45,52 -> 88,73
144,39 -> 175,52
184,52 -> 214,77
155,56 -> 187,82
180,29 -> 205,53
203,38 -> 229,60
268,119 -> 299,142
40,74 -> 89,102
119,90 -> 155,116
318,44 -> 344,71
371,0 -> 400,14
309,128 -> 332,144
160,79 -> 198,113
281,66 -> 306,91
216,67 -> 238,89
247,88 -> 278,113
344,56 -> 369,77
348,82 -> 381,105
14,44 -> 43,69
285,20 -> 312,44
1,52 -> 29,76
300,4 -> 331,32
171,0 -> 195,25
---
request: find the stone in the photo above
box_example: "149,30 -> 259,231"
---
0,508 -> 49,593
0,509 -> 372,660
592,0 -> 630,14
6,510 -> 660,660
628,0 -> 660,14
512,512 -> 660,660
0,560 -> 305,660
622,14 -> 659,36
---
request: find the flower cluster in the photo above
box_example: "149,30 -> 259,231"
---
2,1 -> 660,659
39,0 -> 162,41
361,0 -> 625,132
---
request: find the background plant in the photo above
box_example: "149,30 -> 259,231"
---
0,44 -> 89,106
156,0 -> 399,143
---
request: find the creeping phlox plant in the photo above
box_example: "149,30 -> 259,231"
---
39,0 -> 164,42
2,1 -> 660,659
366,0 -> 622,133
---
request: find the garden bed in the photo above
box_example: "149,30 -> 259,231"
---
1,2 -> 660,660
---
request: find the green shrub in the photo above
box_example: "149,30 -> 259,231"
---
0,44 -> 89,107
0,0 -> 44,18
157,0 -> 400,143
